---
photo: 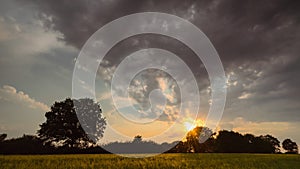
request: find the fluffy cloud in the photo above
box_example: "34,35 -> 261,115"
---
0,85 -> 49,112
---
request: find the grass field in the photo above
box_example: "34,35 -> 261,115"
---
1,153 -> 299,169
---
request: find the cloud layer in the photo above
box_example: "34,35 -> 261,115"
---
0,85 -> 49,112
0,0 -> 299,143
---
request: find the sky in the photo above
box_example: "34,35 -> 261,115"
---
0,0 -> 300,145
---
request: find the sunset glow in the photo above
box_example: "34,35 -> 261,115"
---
184,121 -> 195,131
183,118 -> 204,132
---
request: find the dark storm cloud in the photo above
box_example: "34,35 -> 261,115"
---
26,0 -> 300,122
223,55 -> 300,122
207,0 -> 300,62
26,0 -> 300,62
26,0 -> 300,88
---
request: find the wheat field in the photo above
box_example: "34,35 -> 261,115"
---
1,153 -> 299,169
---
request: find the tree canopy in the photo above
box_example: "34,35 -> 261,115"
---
185,126 -> 215,153
282,139 -> 298,154
0,133 -> 7,142
37,98 -> 106,148
215,130 -> 280,153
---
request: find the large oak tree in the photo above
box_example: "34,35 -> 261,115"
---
38,98 -> 106,148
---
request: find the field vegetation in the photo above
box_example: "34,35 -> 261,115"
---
1,154 -> 300,169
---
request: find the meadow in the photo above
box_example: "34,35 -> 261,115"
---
1,153 -> 299,169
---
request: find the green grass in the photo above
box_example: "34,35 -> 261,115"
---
1,154 -> 299,169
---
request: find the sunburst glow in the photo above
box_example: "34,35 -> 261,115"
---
184,121 -> 196,131
183,119 -> 204,132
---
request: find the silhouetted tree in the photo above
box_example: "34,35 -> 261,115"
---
0,134 -> 110,154
185,126 -> 215,153
0,135 -> 49,154
215,130 -> 246,153
215,131 -> 281,153
167,141 -> 188,153
258,135 -> 280,153
38,98 -> 106,148
243,133 -> 256,152
133,135 -> 142,143
0,133 -> 8,153
0,133 -> 7,142
282,139 -> 298,154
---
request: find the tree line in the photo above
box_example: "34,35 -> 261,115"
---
0,98 -> 298,154
167,127 -> 298,154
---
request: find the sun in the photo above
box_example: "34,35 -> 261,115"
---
184,121 -> 196,131
183,119 -> 204,132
